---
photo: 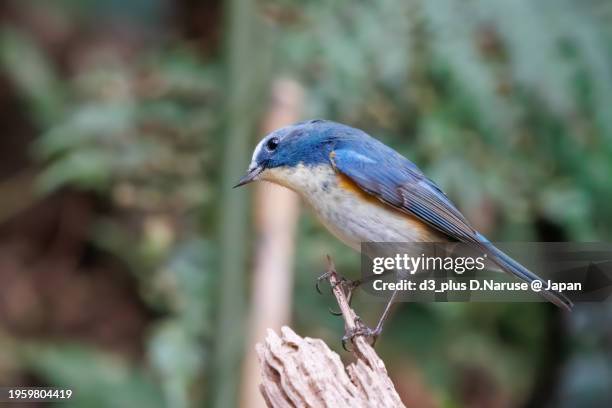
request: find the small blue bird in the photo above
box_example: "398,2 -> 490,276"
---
235,120 -> 572,336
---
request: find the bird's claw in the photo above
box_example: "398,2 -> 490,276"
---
317,273 -> 346,315
315,271 -> 332,295
328,307 -> 343,316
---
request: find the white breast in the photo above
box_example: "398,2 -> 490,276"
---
263,164 -> 446,251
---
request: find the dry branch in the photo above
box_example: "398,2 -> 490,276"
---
255,257 -> 406,408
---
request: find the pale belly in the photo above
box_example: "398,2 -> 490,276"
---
264,164 -> 447,251
306,184 -> 446,251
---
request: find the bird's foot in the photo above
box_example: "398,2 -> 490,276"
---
341,317 -> 382,351
316,273 -> 361,316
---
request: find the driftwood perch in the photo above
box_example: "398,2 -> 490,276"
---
255,257 -> 406,407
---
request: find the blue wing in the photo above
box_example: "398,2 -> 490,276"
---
330,148 -> 478,242
330,148 -> 573,311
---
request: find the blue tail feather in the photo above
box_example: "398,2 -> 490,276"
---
475,233 -> 573,311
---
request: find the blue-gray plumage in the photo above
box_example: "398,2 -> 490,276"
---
236,119 -> 572,311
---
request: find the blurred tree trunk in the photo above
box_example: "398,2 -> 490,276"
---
213,0 -> 272,406
240,79 -> 304,408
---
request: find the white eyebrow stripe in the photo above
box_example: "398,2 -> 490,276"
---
249,138 -> 265,170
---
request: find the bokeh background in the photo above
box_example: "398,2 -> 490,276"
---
1,0 -> 611,407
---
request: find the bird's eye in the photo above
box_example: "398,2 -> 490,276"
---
266,137 -> 279,152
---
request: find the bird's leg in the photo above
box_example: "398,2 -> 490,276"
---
342,288 -> 399,348
368,288 -> 400,343
318,255 -> 399,349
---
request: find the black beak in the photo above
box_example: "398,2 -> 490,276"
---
233,166 -> 264,188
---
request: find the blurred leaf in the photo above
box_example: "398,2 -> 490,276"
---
20,343 -> 164,408
35,103 -> 135,158
0,27 -> 65,125
37,149 -> 112,192
148,320 -> 206,408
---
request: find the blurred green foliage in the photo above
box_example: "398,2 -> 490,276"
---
21,343 -> 164,408
0,0 -> 611,407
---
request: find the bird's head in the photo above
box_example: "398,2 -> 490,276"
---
234,119 -> 352,190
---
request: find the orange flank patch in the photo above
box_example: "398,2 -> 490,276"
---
336,173 -> 380,205
336,172 -> 442,240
